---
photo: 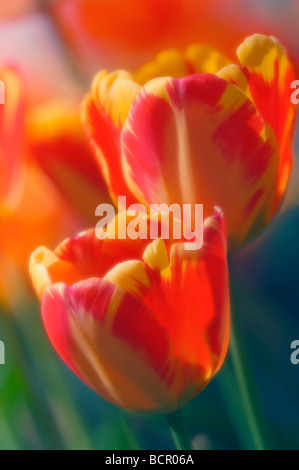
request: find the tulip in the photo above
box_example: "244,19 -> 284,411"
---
51,0 -> 299,77
27,99 -> 111,222
50,0 -> 238,75
0,67 -> 88,306
83,35 -> 297,249
29,210 -> 230,413
0,163 -> 83,301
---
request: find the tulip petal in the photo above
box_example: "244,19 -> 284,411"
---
134,45 -> 231,86
185,44 -> 231,75
103,259 -> 151,298
219,34 -> 297,214
82,71 -> 140,205
142,210 -> 229,385
30,211 -> 186,297
55,226 -> 150,281
41,278 -> 203,412
27,99 -> 110,221
92,70 -> 141,130
121,73 -> 280,247
134,49 -> 192,85
143,238 -> 169,273
29,246 -> 82,299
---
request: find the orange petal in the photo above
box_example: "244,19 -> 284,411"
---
134,49 -> 191,86
185,44 -> 231,75
134,44 -> 231,86
27,99 -> 110,222
91,70 -> 140,130
29,246 -> 82,299
219,34 -> 297,215
50,215 -> 152,283
41,278 -> 191,413
143,210 -> 229,381
103,260 -> 151,298
82,90 -> 137,206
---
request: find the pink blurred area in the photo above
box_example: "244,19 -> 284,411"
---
0,10 -> 83,106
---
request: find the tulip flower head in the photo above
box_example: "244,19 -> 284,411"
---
30,210 -> 229,413
83,34 -> 297,249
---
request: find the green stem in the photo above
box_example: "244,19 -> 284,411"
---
227,264 -> 272,450
229,313 -> 270,450
166,409 -> 193,450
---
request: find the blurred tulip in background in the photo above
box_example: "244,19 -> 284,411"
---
51,0 -> 299,77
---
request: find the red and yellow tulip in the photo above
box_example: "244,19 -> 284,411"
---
83,35 -> 297,249
29,210 -> 230,413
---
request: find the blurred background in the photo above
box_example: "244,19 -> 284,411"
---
0,0 -> 298,450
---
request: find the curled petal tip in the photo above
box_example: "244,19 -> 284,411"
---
213,206 -> 224,218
